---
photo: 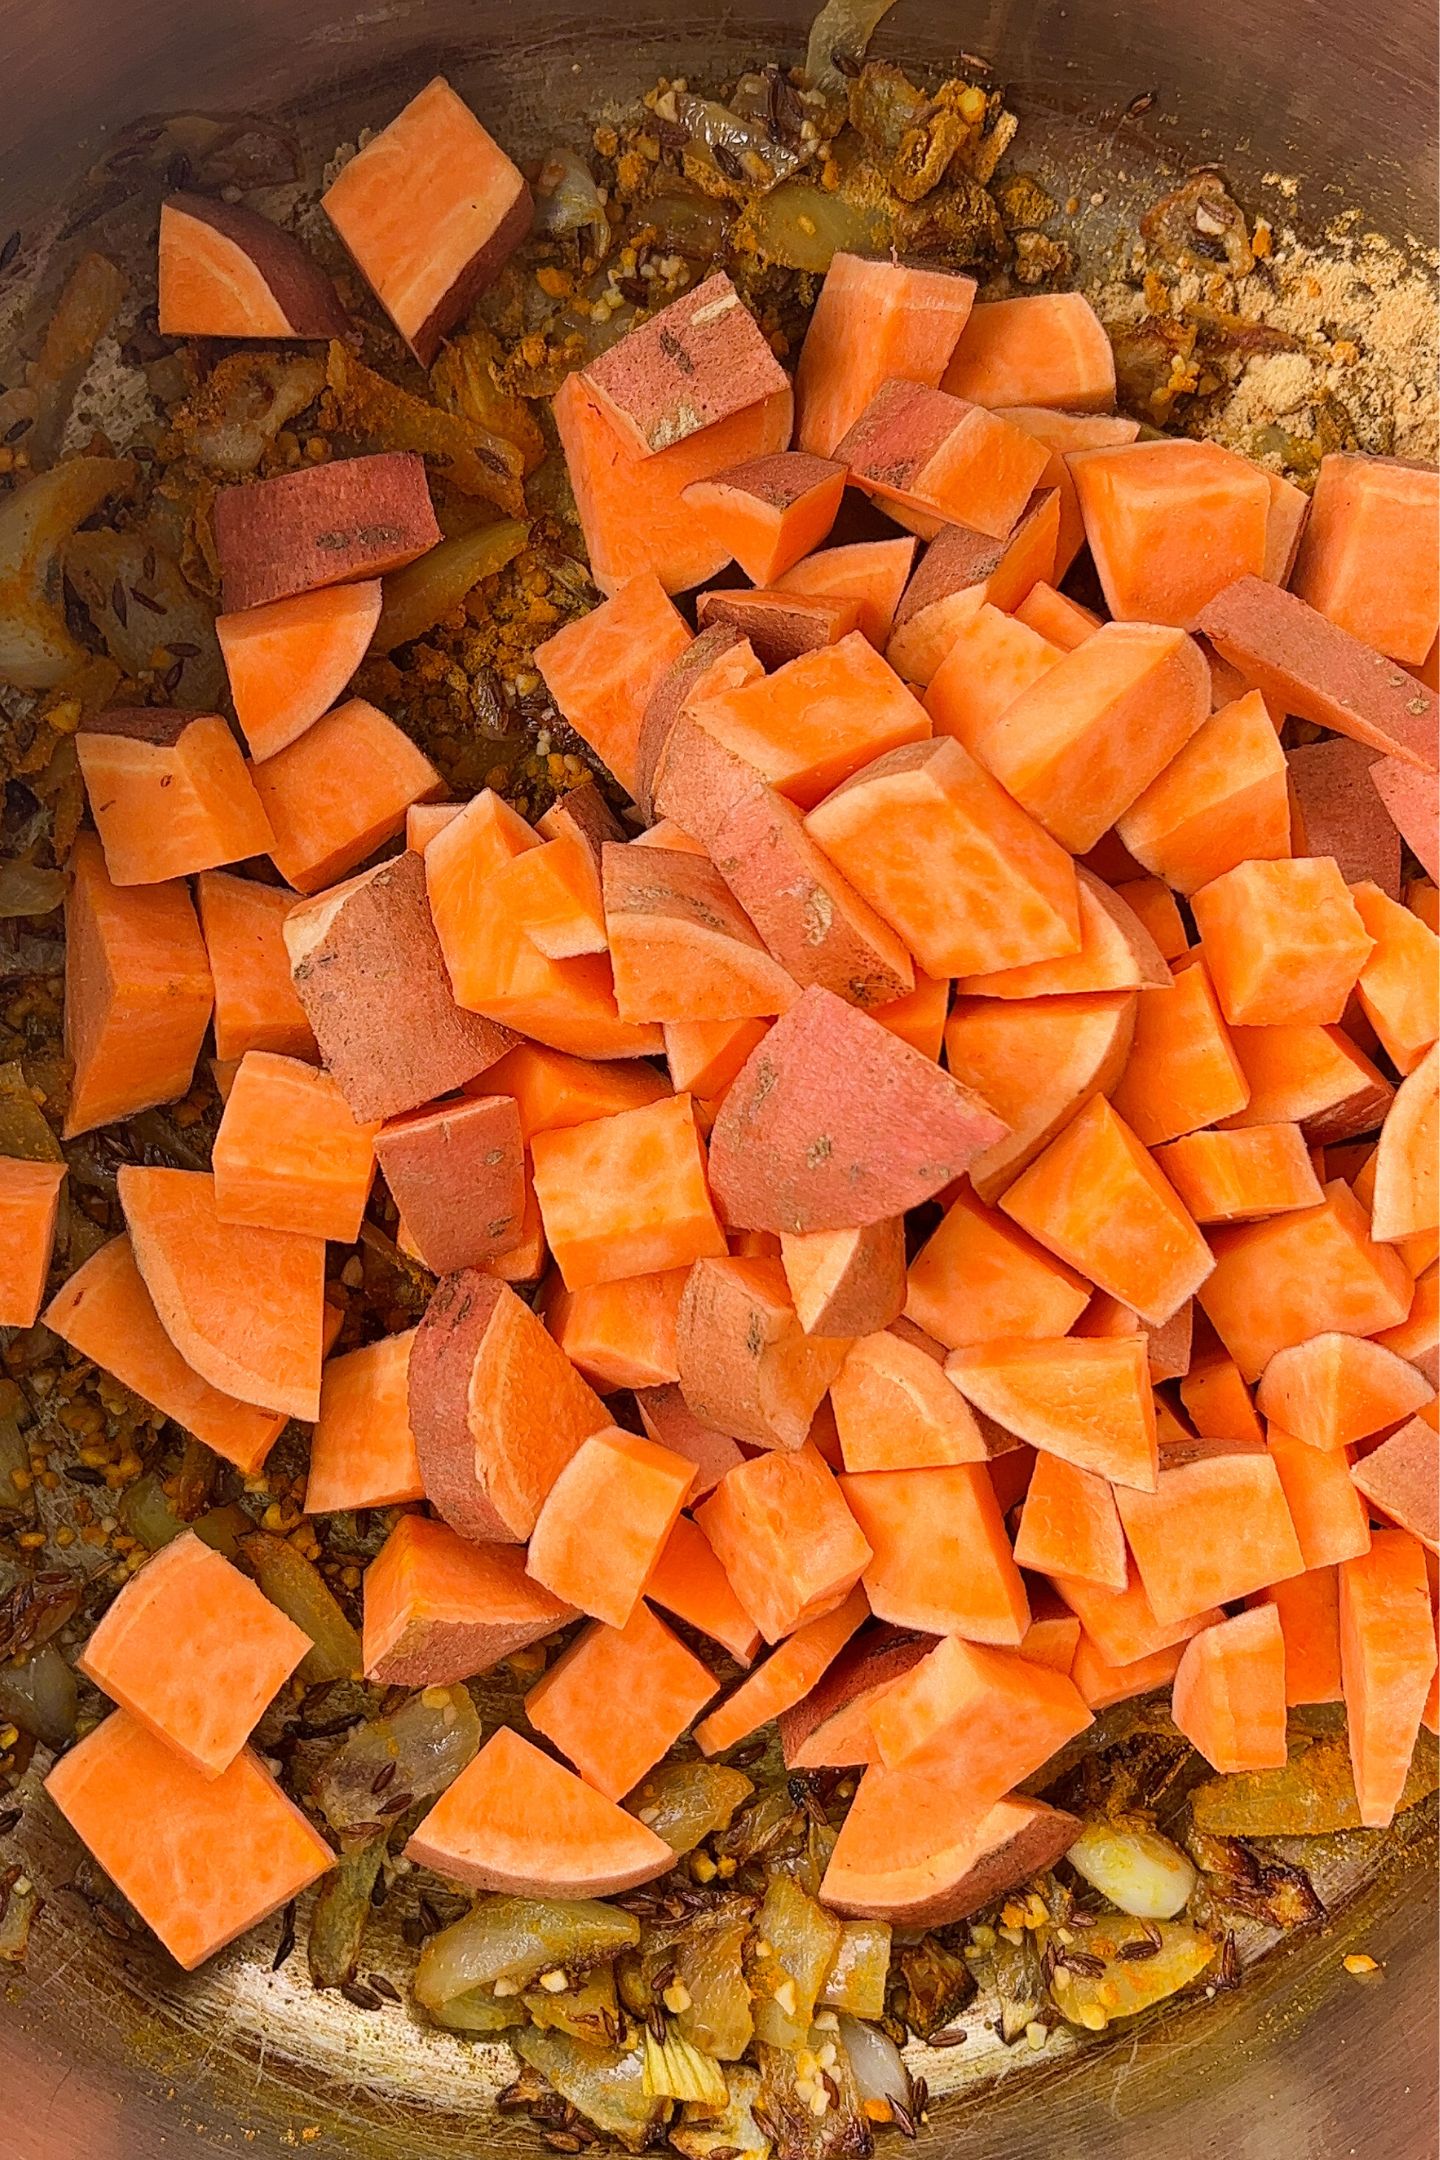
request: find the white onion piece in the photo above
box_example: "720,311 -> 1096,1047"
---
836,2011 -> 910,2111
1066,1820 -> 1197,1920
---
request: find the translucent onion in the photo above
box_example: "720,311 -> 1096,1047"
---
1066,1820 -> 1197,1920
1049,1917 -> 1217,2031
803,0 -> 901,98
741,177 -> 891,271
819,1917 -> 892,2020
750,1872 -> 843,2049
0,456 -> 135,690
307,1832 -> 384,1989
671,2064 -> 770,2159
371,519 -> 528,654
533,147 -> 611,259
25,252 -> 127,468
0,862 -> 67,920
676,1911 -> 754,2062
0,1640 -> 78,1747
641,2025 -> 729,2108
241,1531 -> 362,1683
414,1893 -> 639,2011
0,1063 -> 63,1162
628,1760 -> 754,1855
835,2011 -> 910,2111
311,1684 -> 480,1836
511,2028 -> 666,2151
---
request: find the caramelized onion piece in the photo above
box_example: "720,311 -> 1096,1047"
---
0,456 -> 134,690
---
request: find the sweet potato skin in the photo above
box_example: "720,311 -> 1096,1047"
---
214,452 -> 440,612
159,193 -> 349,339
820,1792 -> 1081,1927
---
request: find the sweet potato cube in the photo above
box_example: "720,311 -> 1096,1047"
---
943,989 -> 1137,1205
1351,881 -> 1440,1075
887,492 -> 1060,684
1371,753 -> 1440,881
158,192 -> 347,339
285,850 -> 514,1121
776,536 -> 917,646
1171,1605 -> 1289,1774
1255,1568 -> 1344,1705
483,1040 -> 669,1141
77,710 -> 272,886
216,580 -> 381,763
1256,1332 -> 1433,1452
867,1634 -> 1090,1780
805,736 -> 1081,981
406,1724 -> 671,1897
676,1254 -> 849,1450
210,1050 -> 377,1243
583,271 -> 790,456
526,1425 -> 694,1627
252,696 -> 441,895
1050,1564 -> 1220,1670
1110,953 -> 1250,1147
214,451 -> 439,613
1267,1428 -> 1372,1568
602,842 -> 799,1023
1116,690 -> 1291,895
692,1587 -> 869,1755
635,1385 -> 744,1498
1070,1635 -> 1186,1709
197,871 -> 315,1063
646,1513 -> 762,1665
0,1158 -> 65,1329
304,1330 -> 422,1514
45,1711 -> 332,1969
836,379 -> 1050,541
488,831 -> 608,961
695,586 -> 860,668
682,452 -> 846,584
953,864 -> 1168,1002
1288,737 -> 1403,898
373,1094 -> 524,1274
1338,1528 -> 1438,1825
706,986 -> 1008,1234
1115,1449 -> 1305,1625
922,600 -> 1063,746
664,1016 -> 770,1101
795,252 -> 975,457
821,1782 -> 1081,1930
870,970 -> 949,1061
534,573 -> 692,800
62,833 -> 213,1138
363,1511 -> 572,1686
780,1221 -> 907,1340
78,1530 -> 309,1777
1154,1123 -> 1323,1224
942,291 -> 1115,411
321,77 -> 531,363
1069,438 -> 1276,628
905,1181 -> 1091,1350
1291,452 -> 1440,665
530,1093 -> 725,1290
1014,1452 -> 1128,1590
526,1600 -> 717,1800
829,1328 -> 990,1473
632,623 -> 762,821
994,408 -> 1140,577
947,1334 -> 1158,1490
1221,1020 -> 1392,1145
1192,856 -> 1374,1028
1001,1095 -> 1213,1326
1074,1289 -> 1193,1385
544,1268 -> 686,1393
779,1625 -> 930,1769
1371,1042 -> 1439,1247
1015,578 -> 1104,649
1350,1417 -> 1438,1549
695,1444 -> 872,1644
839,1463 -> 1029,1642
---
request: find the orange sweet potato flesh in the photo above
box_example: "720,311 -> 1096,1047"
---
675,1254 -> 849,1450
867,1633 -> 1090,1781
484,1041 -> 670,1140
1115,1450 -> 1305,1626
1110,954 -> 1250,1148
1255,1567 -> 1344,1705
1351,882 -> 1440,1075
526,1425 -> 694,1627
996,409 -> 1140,579
63,832 -> 213,1139
305,1330 -> 423,1515
217,581 -> 381,763
646,1512 -> 762,1665
1015,579 -> 1104,650
886,493 -> 1061,685
375,1094 -> 524,1274
943,291 -> 1115,410
635,1384 -> 744,1499
45,1710 -> 333,1970
840,1463 -> 1029,1642
822,1785 -> 1080,1930
544,1267 -> 686,1393
321,77 -> 532,364
554,367 -> 792,598
286,851 -> 515,1122
947,1335 -> 1158,1491
1371,1043 -> 1439,1247
1372,1258 -> 1438,1383
922,602 -> 1062,751
693,1585 -> 869,1755
1013,1452 -> 1128,1590
119,1166 -> 324,1422
780,1221 -> 907,1340
214,451 -> 439,613
494,831 -> 608,961
1051,1563 -> 1221,1669
1221,1021 -> 1393,1147
955,864 -> 1168,1001
830,1328 -> 993,1473
905,1181 -> 1091,1351
212,1051 -> 378,1243
694,1442 -> 872,1644
778,1625 -> 931,1770
872,971 -> 949,1062
1199,1178 -> 1415,1382
1338,1528 -> 1438,1825
776,537 -> 917,647
696,586 -> 861,669
633,623 -> 761,822
1192,856 -> 1375,1029
943,990 -> 1137,1206
363,1511 -> 572,1686
665,1017 -> 771,1101
1268,1428 -> 1373,1568
534,573 -> 692,801
805,736 -> 1081,981
1069,438 -> 1274,629
837,379 -> 1052,543
197,871 -> 316,1064
1351,1417 -> 1437,1551
1075,1289 -> 1193,1386
1154,1123 -> 1322,1225
1001,1095 -> 1213,1327
1172,1605 -> 1289,1774
602,842 -> 800,1023
796,253 -> 975,458
682,452 -> 847,584
1072,1634 -> 1186,1710
1290,452 -> 1440,667
408,1272 -> 608,1542
1114,876 -> 1187,961
78,1530 -> 310,1778
526,1600 -> 716,1801
406,1725 -> 672,1896
1255,1332 -> 1432,1451
707,986 -> 1007,1234
46,1235 -> 285,1474
77,710 -> 273,887
1179,1350 -> 1264,1446
158,192 -> 347,338
1116,690 -> 1291,896
252,695 -> 442,894
0,1159 -> 65,1329
531,1093 -> 725,1290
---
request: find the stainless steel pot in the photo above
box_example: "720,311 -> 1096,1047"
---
1,3 -> 1436,2154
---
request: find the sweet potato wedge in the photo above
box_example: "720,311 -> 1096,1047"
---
905,1181 -> 1091,1350
196,871 -> 316,1063
695,585 -> 861,668
217,580 -> 381,763
1370,753 -> 1440,882
1337,1529 -> 1437,1825
1371,1043 -> 1439,1246
942,292 -> 1115,411
1154,1122 -> 1323,1224
408,1270 -> 609,1542
602,842 -> 800,1023
583,270 -> 790,456
634,1384 -> 745,1499
795,252 -> 975,457
820,1789 -> 1081,1930
633,623 -> 763,821
1255,1332 -> 1433,1451
1350,1417 -> 1438,1550
1069,438 -> 1276,628
645,1513 -> 761,1665
77,709 -> 273,886
839,1462 -> 1029,1642
995,409 -> 1141,578
1013,1451 -> 1128,1590
214,451 -> 439,613
1268,1427 -> 1372,1568
363,1511 -> 572,1686
0,1158 -> 65,1329
1253,1567 -> 1343,1705
886,491 -> 1060,684
778,1626 -> 931,1770
533,572 -> 692,801
483,1040 -> 669,1140
676,1253 -> 849,1449
1171,1605 -> 1289,1774
829,1328 -> 991,1473
374,1093 -> 525,1274
159,192 -> 348,339
695,1443 -> 872,1644
304,1329 -> 423,1514
1290,452 -> 1440,665
836,379 -> 1051,542
1110,952 -> 1250,1147
947,1334 -> 1158,1490
251,695 -> 442,894
1014,578 -> 1104,650
1192,856 -> 1374,1029
780,1221 -> 907,1339
1116,690 -> 1291,895
1074,1289 -> 1193,1384
526,1425 -> 695,1627
212,1050 -> 377,1242
1050,1564 -> 1221,1670
867,1633 -> 1090,1774
954,864 -> 1168,1001
1350,881 -> 1440,1075
775,536 -> 917,646
1221,1020 -> 1393,1146
942,989 -> 1137,1205
526,1600 -> 717,1800
706,986 -> 1007,1233
682,452 -> 847,583
531,1093 -> 726,1289
664,1016 -> 771,1102
692,1587 -> 870,1755
543,1267 -> 687,1393
922,601 -> 1062,749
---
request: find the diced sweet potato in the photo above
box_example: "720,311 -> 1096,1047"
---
839,1463 -> 1029,1641
830,1328 -> 990,1473
779,1626 -> 930,1770
1350,882 -> 1440,1075
942,292 -> 1115,411
807,734 -> 1081,983
1254,1567 -> 1343,1705
1179,1350 -> 1264,1445
63,832 -> 213,1138
871,970 -> 949,1061
795,253 -> 976,457
922,601 -> 1062,746
484,1041 -> 669,1141
780,1221 -> 907,1339
676,1254 -> 849,1450
633,624 -> 762,821
1116,690 -> 1291,895
1113,877 -> 1188,961
995,408 -> 1140,577
682,452 -> 847,584
1074,1289 -> 1193,1384
1221,1021 -> 1392,1145
490,831 -> 608,961
955,864 -> 1168,1001
837,379 -> 1051,541
1014,1452 -> 1128,1590
1050,1563 -> 1221,1669
1192,857 -> 1374,1028
408,1270 -> 608,1541
822,1786 -> 1080,1930
1197,576 -> 1437,770
1351,1417 -> 1437,1549
78,1530 -> 310,1777
1268,1428 -> 1372,1568
407,801 -> 460,850
1256,1332 -> 1433,1451
284,850 -> 515,1121
645,1513 -> 761,1665
1001,1095 -> 1213,1326
664,1016 -> 770,1102
1115,1449 -> 1305,1624
321,77 -> 531,363
197,871 -> 315,1063
1069,438 -> 1276,628
77,709 -> 273,886
867,1633 -> 1090,1778
45,1711 -> 332,1969
363,1511 -> 572,1686
305,1330 -> 423,1514
1110,953 -> 1250,1147
212,1050 -> 377,1242
214,451 -> 439,613
583,271 -> 790,456
1338,1529 -> 1438,1825
602,842 -> 799,1023
947,1334 -> 1158,1490
46,1236 -> 285,1474
216,581 -> 381,763
886,492 -> 1060,684
695,586 -> 860,668
406,1725 -> 672,1896
1371,1043 -> 1439,1246
943,989 -> 1137,1204
1171,1605 -> 1289,1774
1154,1122 -> 1323,1224
159,192 -> 347,339
905,1181 -> 1091,1349
251,695 -> 441,894
1288,737 -> 1402,898
530,1093 -> 725,1289
1290,452 -> 1440,665
544,1267 -> 686,1392
634,1384 -> 745,1499
526,1600 -> 716,1800
534,573 -> 692,801
706,986 -> 1007,1233
1071,1634 -> 1186,1709
775,536 -> 917,646
695,1444 -> 872,1644
693,1587 -> 869,1755
1014,578 -> 1104,649
1371,752 -> 1440,881
374,1094 -> 524,1273
0,1158 -> 65,1329
526,1425 -> 695,1627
